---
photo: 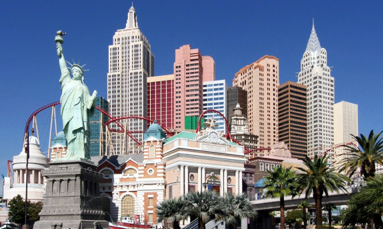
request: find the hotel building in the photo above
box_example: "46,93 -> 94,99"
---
203,80 -> 227,133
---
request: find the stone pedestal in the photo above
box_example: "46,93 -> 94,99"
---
34,160 -> 109,229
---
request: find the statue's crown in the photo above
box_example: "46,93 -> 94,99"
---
67,61 -> 88,74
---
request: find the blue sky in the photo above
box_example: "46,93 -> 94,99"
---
1,1 -> 383,191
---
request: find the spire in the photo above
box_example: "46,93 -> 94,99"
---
126,3 -> 138,29
305,19 -> 321,53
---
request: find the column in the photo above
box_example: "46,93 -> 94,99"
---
180,165 -> 184,196
239,170 -> 243,194
198,167 -> 201,193
184,166 -> 189,194
220,169 -> 223,196
224,169 -> 227,194
235,170 -> 239,194
32,170 -> 35,184
202,167 -> 206,191
38,171 -> 41,184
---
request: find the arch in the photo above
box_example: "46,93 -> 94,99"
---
123,167 -> 138,177
120,193 -> 135,218
100,168 -> 114,179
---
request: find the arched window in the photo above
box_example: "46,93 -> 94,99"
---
101,169 -> 113,179
149,145 -> 155,158
121,195 -> 135,218
123,168 -> 137,177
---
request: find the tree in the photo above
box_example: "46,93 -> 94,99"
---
183,191 -> 225,229
297,200 -> 311,229
157,197 -> 186,229
323,204 -> 336,229
297,155 -> 349,228
264,166 -> 298,229
285,209 -> 309,227
342,175 -> 383,229
8,195 -> 43,226
221,193 -> 256,229
340,130 -> 383,179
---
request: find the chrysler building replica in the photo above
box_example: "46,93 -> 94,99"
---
107,5 -> 154,154
297,21 -> 334,158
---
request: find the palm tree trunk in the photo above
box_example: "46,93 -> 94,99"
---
280,196 -> 285,229
302,206 -> 307,229
314,190 -> 322,227
373,213 -> 383,229
328,209 -> 332,229
198,219 -> 205,229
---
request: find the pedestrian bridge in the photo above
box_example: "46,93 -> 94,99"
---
251,187 -> 359,211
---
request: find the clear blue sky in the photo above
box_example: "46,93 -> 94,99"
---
1,0 -> 383,191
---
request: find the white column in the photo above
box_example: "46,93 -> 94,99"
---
235,170 -> 239,194
198,167 -> 201,193
38,171 -> 41,184
32,170 -> 35,184
220,169 -> 223,196
180,165 -> 184,196
224,169 -> 227,194
185,166 -> 189,194
202,167 -> 206,191
239,170 -> 243,194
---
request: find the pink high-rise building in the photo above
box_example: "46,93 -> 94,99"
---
173,45 -> 215,131
233,55 -> 279,151
147,74 -> 175,131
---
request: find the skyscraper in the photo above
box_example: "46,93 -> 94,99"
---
147,74 -> 175,131
278,82 -> 307,159
203,80 -> 227,133
89,97 -> 109,157
227,86 -> 247,126
107,5 -> 154,154
334,101 -> 358,144
173,45 -> 215,131
233,55 -> 279,150
297,22 -> 334,158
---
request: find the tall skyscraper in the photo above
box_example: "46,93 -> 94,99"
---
203,80 -> 227,133
173,45 -> 215,131
233,55 -> 279,150
89,97 -> 109,157
297,22 -> 334,158
107,5 -> 154,154
278,82 -> 307,159
334,101 -> 358,144
227,86 -> 247,126
147,74 -> 175,131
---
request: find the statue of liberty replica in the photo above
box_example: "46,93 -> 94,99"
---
34,31 -> 109,229
56,30 -> 97,160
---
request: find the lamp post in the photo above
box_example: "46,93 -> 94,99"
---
23,132 -> 30,229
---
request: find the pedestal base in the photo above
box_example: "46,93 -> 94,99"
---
34,160 -> 110,229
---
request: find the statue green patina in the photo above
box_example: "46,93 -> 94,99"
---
55,31 -> 97,160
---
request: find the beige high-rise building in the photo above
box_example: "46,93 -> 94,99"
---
334,101 -> 358,144
233,55 -> 279,150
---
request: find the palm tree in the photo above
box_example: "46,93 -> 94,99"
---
183,191 -> 225,229
297,155 -> 350,228
297,200 -> 311,229
323,203 -> 336,229
264,166 -> 298,229
343,175 -> 383,229
340,130 -> 383,179
157,197 -> 186,229
221,193 -> 256,229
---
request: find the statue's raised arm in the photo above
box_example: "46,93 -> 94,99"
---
55,31 -> 97,161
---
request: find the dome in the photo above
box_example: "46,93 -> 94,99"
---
13,135 -> 49,167
51,131 -> 67,147
144,120 -> 167,141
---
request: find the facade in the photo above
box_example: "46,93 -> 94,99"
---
233,55 -> 279,151
227,86 -> 247,126
173,44 -> 215,131
90,97 -> 109,157
278,81 -> 307,159
333,101 -> 358,167
3,136 -> 49,203
203,80 -> 227,133
163,118 -> 246,198
147,74 -> 174,131
297,22 -> 334,158
230,103 -> 258,153
50,131 -> 67,160
107,5 -> 154,154
94,122 -> 166,224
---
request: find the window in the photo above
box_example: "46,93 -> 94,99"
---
265,163 -> 270,171
124,168 -> 137,177
121,195 -> 135,218
169,186 -> 173,199
149,145 -> 155,158
148,213 -> 153,223
148,197 -> 153,207
260,163 -> 264,171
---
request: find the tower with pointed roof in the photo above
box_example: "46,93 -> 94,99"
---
297,21 -> 334,158
107,4 -> 154,154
